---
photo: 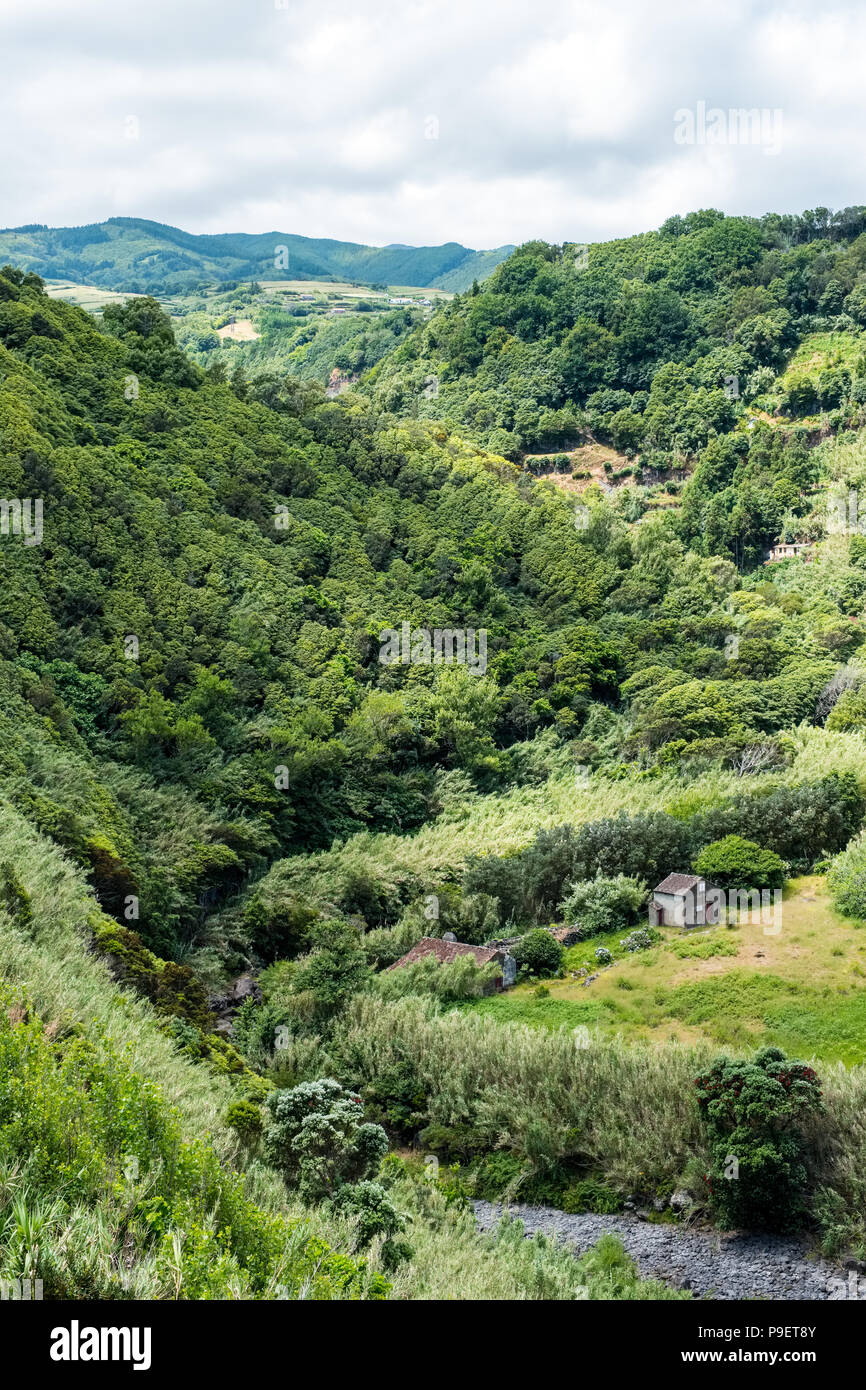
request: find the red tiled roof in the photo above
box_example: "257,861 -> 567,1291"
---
387,937 -> 504,971
654,873 -> 702,895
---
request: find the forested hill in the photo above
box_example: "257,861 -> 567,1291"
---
364,206 -> 866,542
0,265 -> 622,962
3,257 -> 866,983
0,218 -> 514,294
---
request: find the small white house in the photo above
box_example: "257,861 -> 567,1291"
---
650,874 -> 721,928
766,542 -> 813,563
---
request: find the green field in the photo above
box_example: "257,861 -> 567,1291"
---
464,876 -> 866,1063
43,279 -> 145,309
42,274 -> 444,384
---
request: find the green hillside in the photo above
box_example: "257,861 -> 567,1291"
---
165,280 -> 434,386
0,218 -> 513,295
363,205 -> 866,487
7,204 -> 866,1289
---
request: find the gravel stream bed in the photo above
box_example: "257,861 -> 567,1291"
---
473,1200 -> 864,1300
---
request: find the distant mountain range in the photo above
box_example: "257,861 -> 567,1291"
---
0,218 -> 514,293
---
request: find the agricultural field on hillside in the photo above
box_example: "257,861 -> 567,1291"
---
41,274 -> 450,384
43,279 -> 145,309
0,218 -> 509,294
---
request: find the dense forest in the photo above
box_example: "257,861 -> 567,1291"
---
7,206 -> 866,1300
366,205 -> 866,563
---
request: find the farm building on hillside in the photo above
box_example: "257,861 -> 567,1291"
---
387,935 -> 517,992
766,541 -> 813,563
650,874 -> 721,928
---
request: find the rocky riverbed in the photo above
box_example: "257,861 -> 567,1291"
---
473,1200 -> 866,1300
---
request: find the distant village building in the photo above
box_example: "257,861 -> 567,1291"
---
389,296 -> 414,305
650,874 -> 720,928
766,541 -> 813,563
387,936 -> 517,992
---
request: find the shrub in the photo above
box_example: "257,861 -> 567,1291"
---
225,1100 -> 264,1147
471,1151 -> 526,1199
594,947 -> 612,965
153,962 -> 213,1031
694,835 -> 786,890
330,1180 -> 412,1268
89,913 -> 213,1030
828,831 -> 866,919
244,892 -> 318,963
561,1177 -> 624,1215
694,1046 -> 823,1231
290,921 -> 372,1019
511,929 -> 564,978
559,873 -> 647,935
263,1078 -> 388,1200
619,928 -> 656,952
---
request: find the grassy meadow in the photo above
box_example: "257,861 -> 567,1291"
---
465,876 -> 866,1064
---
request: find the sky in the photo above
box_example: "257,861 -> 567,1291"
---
2,0 -> 866,252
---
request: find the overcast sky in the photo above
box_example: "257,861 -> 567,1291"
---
2,0 -> 865,251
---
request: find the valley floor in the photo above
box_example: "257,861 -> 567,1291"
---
473,1202 -> 864,1300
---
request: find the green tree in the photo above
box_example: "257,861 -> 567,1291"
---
694,835 -> 786,889
263,1078 -> 387,1200
560,874 -> 646,935
511,928 -> 564,977
695,1047 -> 822,1231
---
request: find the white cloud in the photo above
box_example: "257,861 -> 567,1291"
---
1,0 -> 865,248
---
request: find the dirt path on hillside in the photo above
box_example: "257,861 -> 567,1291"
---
473,1201 -> 865,1300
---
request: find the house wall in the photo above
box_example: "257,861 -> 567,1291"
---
652,885 -> 721,927
653,891 -> 682,925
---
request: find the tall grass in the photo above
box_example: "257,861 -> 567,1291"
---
0,801 -> 236,1153
334,994 -> 712,1187
280,724 -> 866,908
334,992 -> 866,1248
806,1062 -> 866,1253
